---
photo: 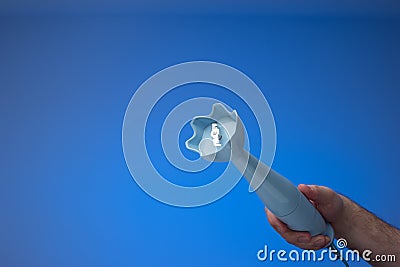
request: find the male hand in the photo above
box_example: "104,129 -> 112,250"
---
265,184 -> 344,250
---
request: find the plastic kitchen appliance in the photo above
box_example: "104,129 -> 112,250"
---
185,103 -> 335,245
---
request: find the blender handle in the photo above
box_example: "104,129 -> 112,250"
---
231,149 -> 334,243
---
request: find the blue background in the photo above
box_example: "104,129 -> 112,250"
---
1,2 -> 400,267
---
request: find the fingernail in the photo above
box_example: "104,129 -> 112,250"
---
298,236 -> 309,243
314,238 -> 325,247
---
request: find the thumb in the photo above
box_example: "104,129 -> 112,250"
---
298,184 -> 316,200
298,184 -> 333,205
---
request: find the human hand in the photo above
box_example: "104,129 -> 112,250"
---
265,184 -> 344,250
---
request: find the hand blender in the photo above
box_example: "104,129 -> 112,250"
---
185,103 -> 334,246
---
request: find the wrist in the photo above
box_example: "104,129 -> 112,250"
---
333,194 -> 354,240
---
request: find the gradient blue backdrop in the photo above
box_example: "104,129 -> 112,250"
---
1,4 -> 400,267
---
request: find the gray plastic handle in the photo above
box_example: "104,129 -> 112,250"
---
231,149 -> 334,242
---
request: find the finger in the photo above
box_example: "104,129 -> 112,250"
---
265,208 -> 287,234
299,184 -> 334,205
281,229 -> 313,248
297,185 -> 318,208
311,185 -> 336,205
308,235 -> 331,250
298,184 -> 317,201
289,235 -> 331,250
265,208 -> 313,248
